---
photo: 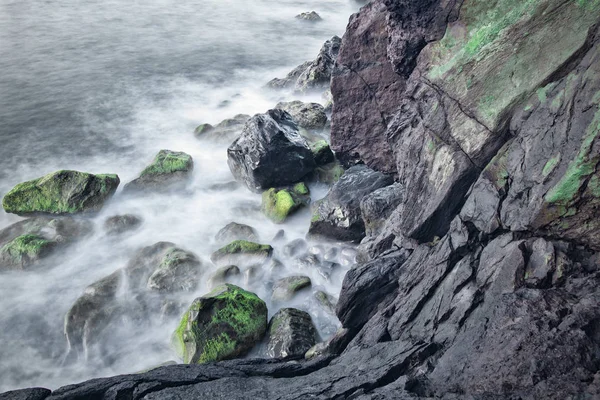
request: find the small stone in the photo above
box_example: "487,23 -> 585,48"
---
215,222 -> 259,244
210,240 -> 273,267
272,276 -> 312,302
103,214 -> 143,236
266,308 -> 318,359
123,150 -> 193,194
295,11 -> 322,21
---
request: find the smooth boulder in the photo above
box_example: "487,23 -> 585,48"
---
227,109 -> 316,191
123,150 -> 193,194
2,170 -> 119,216
266,308 -> 318,359
172,284 -> 268,364
103,214 -> 143,236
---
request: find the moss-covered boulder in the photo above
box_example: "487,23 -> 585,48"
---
172,284 -> 268,364
272,275 -> 311,302
123,150 -> 193,194
0,217 -> 93,271
103,214 -> 143,236
311,140 -> 335,166
2,170 -> 119,216
266,308 -> 318,359
210,240 -> 273,267
261,183 -> 310,224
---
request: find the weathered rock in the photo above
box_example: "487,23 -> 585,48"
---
309,165 -> 393,242
147,248 -> 203,292
310,140 -> 335,166
313,160 -> 344,184
227,109 -> 316,192
314,291 -> 337,315
207,265 -> 241,289
103,214 -> 143,236
172,284 -> 268,364
282,238 -> 308,258
275,101 -> 327,130
0,217 -> 93,271
359,183 -> 403,238
194,114 -> 250,144
0,388 -> 51,400
261,183 -> 310,223
123,150 -> 193,194
266,308 -> 318,359
210,240 -> 273,267
266,61 -> 313,90
295,11 -> 321,21
2,170 -> 119,216
214,222 -> 258,244
272,276 -> 311,302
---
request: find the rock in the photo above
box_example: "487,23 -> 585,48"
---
227,109 -> 316,192
360,183 -> 403,238
295,11 -> 321,21
0,217 -> 93,271
2,170 -> 119,216
123,150 -> 193,194
0,388 -> 51,400
146,247 -> 203,292
309,165 -> 393,242
172,284 -> 268,364
314,291 -> 337,315
207,265 -> 241,289
313,161 -> 345,184
272,276 -> 311,302
215,222 -> 258,244
282,238 -> 308,258
210,240 -> 273,267
261,183 -> 310,223
266,61 -> 313,90
304,341 -> 328,360
266,308 -> 318,359
103,214 -> 143,236
272,229 -> 286,242
194,114 -> 250,144
275,101 -> 327,130
310,140 -> 335,166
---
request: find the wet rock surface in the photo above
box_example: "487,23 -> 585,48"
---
266,308 -> 318,359
194,114 -> 250,144
103,214 -> 143,236
123,150 -> 193,194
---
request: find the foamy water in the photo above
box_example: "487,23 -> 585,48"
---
0,0 -> 362,391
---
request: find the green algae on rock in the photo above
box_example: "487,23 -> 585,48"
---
0,234 -> 54,268
2,170 -> 119,216
210,240 -> 273,266
172,284 -> 268,364
271,275 -> 312,302
261,184 -> 310,224
311,140 -> 335,166
123,150 -> 193,194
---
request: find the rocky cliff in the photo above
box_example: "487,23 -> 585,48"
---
3,0 -> 600,399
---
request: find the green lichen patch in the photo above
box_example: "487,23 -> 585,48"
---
210,240 -> 273,266
172,284 -> 267,364
2,170 -> 120,216
261,188 -> 305,224
293,182 -> 310,196
310,140 -> 335,166
542,154 -> 561,178
140,150 -> 193,177
1,234 -> 54,265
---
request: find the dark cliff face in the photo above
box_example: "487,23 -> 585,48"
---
5,1 -> 600,399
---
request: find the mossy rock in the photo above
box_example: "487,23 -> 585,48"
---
210,240 -> 273,267
311,140 -> 335,166
272,275 -> 312,302
172,284 -> 268,364
147,247 -> 203,292
0,234 -> 55,269
123,150 -> 193,194
194,123 -> 214,137
2,170 -> 120,216
261,183 -> 310,224
313,161 -> 345,185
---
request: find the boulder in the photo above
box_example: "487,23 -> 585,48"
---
123,150 -> 193,194
275,101 -> 327,130
210,240 -> 273,267
227,109 -> 316,191
261,183 -> 310,223
2,170 -> 119,216
172,284 -> 268,364
272,276 -> 311,302
0,217 -> 93,271
194,114 -> 250,144
295,11 -> 321,21
310,140 -> 335,166
266,308 -> 318,359
215,222 -> 258,244
314,291 -> 337,315
103,214 -> 143,236
207,265 -> 241,289
266,61 -> 313,90
309,165 -> 393,242
146,248 -> 203,292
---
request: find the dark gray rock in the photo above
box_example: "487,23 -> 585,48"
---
0,388 -> 50,400
215,222 -> 258,244
275,101 -> 327,130
194,114 -> 250,144
266,308 -> 318,359
271,276 -> 311,302
309,165 -> 393,243
266,61 -> 312,90
295,11 -> 321,21
227,109 -> 316,192
103,214 -> 143,236
123,150 -> 193,194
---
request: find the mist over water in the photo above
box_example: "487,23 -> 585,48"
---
0,0 -> 361,392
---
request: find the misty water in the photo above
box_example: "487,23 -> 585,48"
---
0,0 -> 362,392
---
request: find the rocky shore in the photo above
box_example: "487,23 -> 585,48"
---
2,0 -> 600,399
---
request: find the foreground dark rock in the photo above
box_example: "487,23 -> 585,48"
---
227,109 -> 316,191
2,170 -> 119,216
266,308 -> 318,359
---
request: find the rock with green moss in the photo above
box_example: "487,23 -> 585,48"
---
147,247 -> 203,292
2,170 -> 119,216
314,290 -> 337,315
194,114 -> 250,144
266,308 -> 318,359
207,265 -> 241,289
210,240 -> 273,267
275,101 -> 327,130
271,275 -> 311,302
310,140 -> 335,166
103,214 -> 143,236
313,161 -> 345,185
172,284 -> 268,364
0,217 -> 93,271
123,150 -> 193,194
261,184 -> 310,224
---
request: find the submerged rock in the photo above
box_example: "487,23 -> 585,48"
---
275,101 -> 327,130
227,109 -> 316,191
2,170 -> 119,216
194,114 -> 250,144
172,284 -> 268,364
103,214 -> 143,236
266,308 -> 318,359
146,247 -> 203,292
210,240 -> 273,267
261,183 -> 310,223
215,222 -> 258,244
123,150 -> 193,194
207,265 -> 241,289
272,275 -> 311,302
0,217 -> 93,271
295,11 -> 321,21
309,165 -> 393,242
